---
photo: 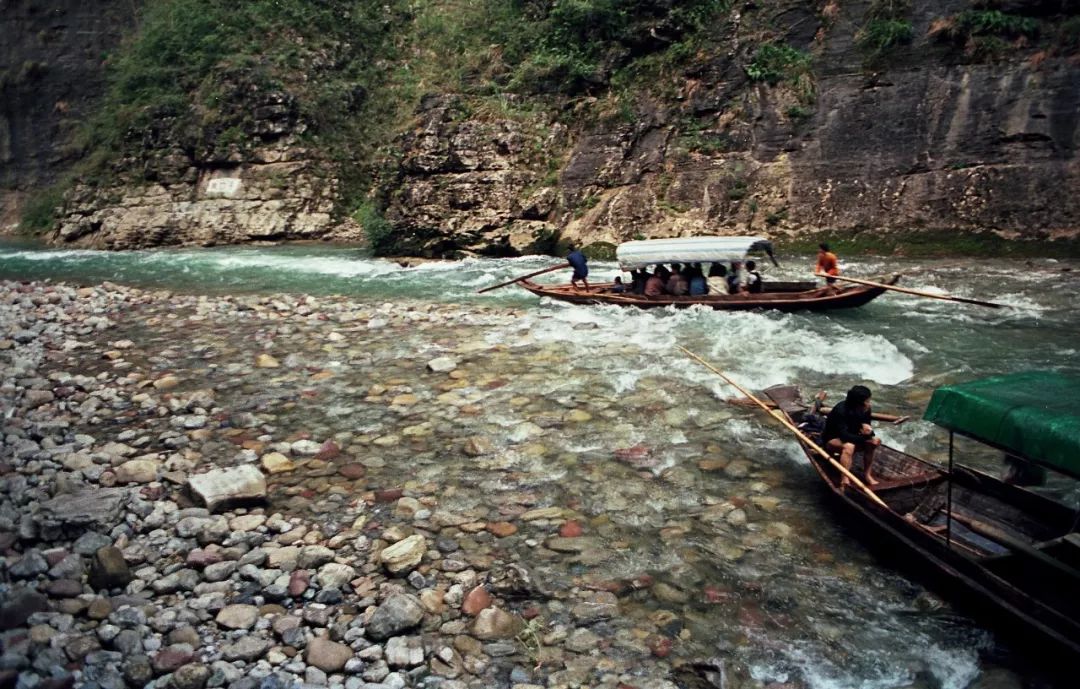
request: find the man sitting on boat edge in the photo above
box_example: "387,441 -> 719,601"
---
824,385 -> 881,487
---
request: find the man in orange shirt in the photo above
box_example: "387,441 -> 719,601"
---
815,243 -> 840,292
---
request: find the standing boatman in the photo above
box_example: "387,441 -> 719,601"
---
567,244 -> 590,291
815,243 -> 840,293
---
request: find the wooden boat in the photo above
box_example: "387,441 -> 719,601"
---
763,373 -> 1080,666
519,276 -> 899,312
520,236 -> 897,312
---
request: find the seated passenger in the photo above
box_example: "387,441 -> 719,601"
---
610,276 -> 627,293
629,269 -> 646,294
727,261 -> 745,295
644,270 -> 665,297
706,264 -> 727,295
667,269 -> 689,296
744,260 -> 763,294
687,262 -> 707,296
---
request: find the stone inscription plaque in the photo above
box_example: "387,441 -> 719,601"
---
206,177 -> 242,197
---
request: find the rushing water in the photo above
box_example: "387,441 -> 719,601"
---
3,239 -> 1079,689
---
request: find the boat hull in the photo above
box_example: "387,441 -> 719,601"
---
519,275 -> 900,311
764,386 -> 1080,670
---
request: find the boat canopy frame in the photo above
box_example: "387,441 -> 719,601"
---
615,236 -> 777,271
923,371 -> 1080,481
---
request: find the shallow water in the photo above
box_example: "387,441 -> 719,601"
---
3,239 -> 1079,688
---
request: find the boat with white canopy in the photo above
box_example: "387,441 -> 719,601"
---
516,236 -> 898,312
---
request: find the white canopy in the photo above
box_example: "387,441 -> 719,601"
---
616,236 -> 774,270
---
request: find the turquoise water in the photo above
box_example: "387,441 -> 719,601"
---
3,238 -> 1080,688
3,238 -> 1078,385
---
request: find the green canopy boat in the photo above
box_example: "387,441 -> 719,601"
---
763,375 -> 1080,668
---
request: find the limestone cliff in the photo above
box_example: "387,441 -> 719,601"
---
381,1 -> 1080,256
5,0 -> 1079,254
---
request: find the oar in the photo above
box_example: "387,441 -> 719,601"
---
815,273 -> 1004,309
477,263 -> 570,294
679,346 -> 889,509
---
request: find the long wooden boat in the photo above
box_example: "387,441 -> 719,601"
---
520,276 -> 899,312
763,376 -> 1080,667
520,236 -> 896,311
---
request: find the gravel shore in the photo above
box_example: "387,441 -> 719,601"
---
1,280 -> 745,689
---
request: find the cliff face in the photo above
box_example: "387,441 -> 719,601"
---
0,0 -> 137,226
6,1 -> 1080,253
381,2 -> 1080,256
55,90 -> 351,248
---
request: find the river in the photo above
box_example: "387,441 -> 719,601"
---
2,239 -> 1079,689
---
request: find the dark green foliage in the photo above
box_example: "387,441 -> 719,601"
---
765,209 -> 787,226
422,0 -> 732,95
954,10 -> 1039,39
746,42 -> 812,86
354,203 -> 395,255
859,20 -> 914,60
81,0 -> 410,199
785,105 -> 812,121
583,241 -> 617,260
1058,16 -> 1080,50
19,185 -> 65,233
858,0 -> 912,66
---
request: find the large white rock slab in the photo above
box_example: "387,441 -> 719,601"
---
187,465 -> 267,512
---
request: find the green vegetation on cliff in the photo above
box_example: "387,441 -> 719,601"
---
69,0 -> 412,210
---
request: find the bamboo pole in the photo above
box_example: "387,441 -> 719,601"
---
679,346 -> 889,509
477,263 -> 570,293
815,273 -> 1004,309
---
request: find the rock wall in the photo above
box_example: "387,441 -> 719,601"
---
55,86 -> 359,248
57,145 -> 353,248
5,0 -> 1079,253
0,0 -> 138,227
381,2 -> 1080,256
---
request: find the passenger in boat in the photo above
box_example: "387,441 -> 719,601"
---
610,277 -> 627,293
687,263 -> 707,296
644,269 -> 666,297
667,265 -> 689,295
706,263 -> 727,295
727,261 -> 746,295
824,385 -> 881,487
629,269 -> 647,294
815,243 -> 840,292
567,244 -> 590,291
744,260 -> 763,293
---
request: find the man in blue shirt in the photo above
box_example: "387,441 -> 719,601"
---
567,245 -> 589,291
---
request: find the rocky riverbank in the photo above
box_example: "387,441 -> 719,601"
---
1,280 -> 780,689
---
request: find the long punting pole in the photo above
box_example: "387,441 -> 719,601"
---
477,263 -> 571,294
679,346 -> 889,510
815,273 -> 1004,309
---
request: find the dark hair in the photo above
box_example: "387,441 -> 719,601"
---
708,263 -> 727,277
746,260 -> 756,270
614,276 -> 623,283
846,385 -> 871,406
819,243 -> 830,252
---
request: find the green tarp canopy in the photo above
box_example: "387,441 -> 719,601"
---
923,371 -> 1080,479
